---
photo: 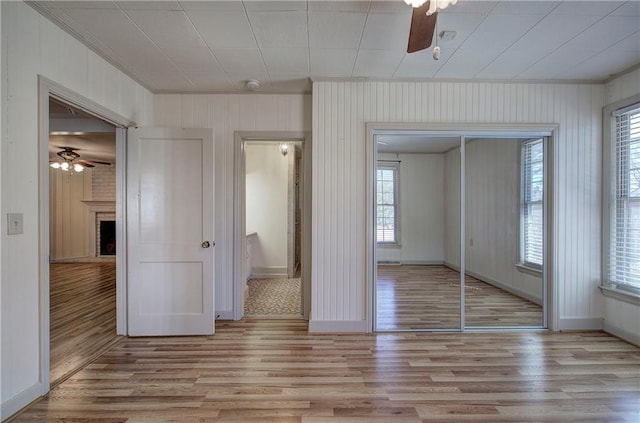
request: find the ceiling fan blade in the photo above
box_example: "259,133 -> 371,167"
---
407,2 -> 438,53
77,160 -> 95,168
78,159 -> 111,166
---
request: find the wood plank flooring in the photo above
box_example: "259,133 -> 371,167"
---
12,320 -> 640,422
50,262 -> 120,385
377,265 -> 543,330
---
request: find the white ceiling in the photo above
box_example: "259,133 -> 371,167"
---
31,0 -> 640,94
377,134 -> 460,153
49,99 -> 116,163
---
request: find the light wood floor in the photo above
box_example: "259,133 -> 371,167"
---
50,262 -> 121,385
377,265 -> 543,331
12,319 -> 640,422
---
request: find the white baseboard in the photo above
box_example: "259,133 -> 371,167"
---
558,318 -> 603,331
603,322 -> 640,347
377,260 -> 444,266
464,269 -> 543,306
215,311 -> 234,320
1,382 -> 42,421
250,266 -> 288,279
441,263 -> 543,305
444,261 -> 460,271
309,320 -> 367,333
51,256 -> 115,263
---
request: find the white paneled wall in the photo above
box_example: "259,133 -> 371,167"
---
605,67 -> 640,105
153,93 -> 311,316
1,2 -> 152,418
246,143 -> 288,274
312,81 -> 604,329
49,169 -> 91,260
464,139 -> 543,304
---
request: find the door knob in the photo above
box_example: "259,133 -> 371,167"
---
202,241 -> 211,248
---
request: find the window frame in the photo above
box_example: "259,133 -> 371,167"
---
376,161 -> 400,246
518,137 -> 545,273
602,95 -> 640,301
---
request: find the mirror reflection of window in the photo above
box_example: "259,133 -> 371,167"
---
521,138 -> 544,270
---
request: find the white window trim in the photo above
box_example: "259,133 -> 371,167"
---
376,161 -> 400,246
518,138 -> 544,274
602,94 -> 640,304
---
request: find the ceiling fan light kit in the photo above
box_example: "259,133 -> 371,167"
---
50,146 -> 111,173
406,0 -> 458,54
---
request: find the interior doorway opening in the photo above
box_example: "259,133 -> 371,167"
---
243,141 -> 303,317
233,132 -> 312,322
38,76 -> 134,394
48,97 -> 121,386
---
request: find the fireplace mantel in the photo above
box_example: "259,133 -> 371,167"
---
82,200 -> 115,213
82,201 -> 116,257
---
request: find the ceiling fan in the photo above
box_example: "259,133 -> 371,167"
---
50,146 -> 111,172
406,0 -> 457,54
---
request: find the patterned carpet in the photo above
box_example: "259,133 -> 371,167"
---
244,277 -> 302,317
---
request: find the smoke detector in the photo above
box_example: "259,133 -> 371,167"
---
246,80 -> 260,90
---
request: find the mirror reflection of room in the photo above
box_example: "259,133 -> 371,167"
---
375,134 -> 545,331
376,136 -> 461,331
464,138 -> 544,328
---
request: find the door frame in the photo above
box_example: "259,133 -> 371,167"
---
365,122 -> 558,333
37,76 -> 135,394
233,131 -> 312,321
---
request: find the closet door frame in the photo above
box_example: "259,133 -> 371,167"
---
365,123 -> 557,333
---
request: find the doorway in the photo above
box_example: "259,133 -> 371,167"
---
243,141 -> 302,317
233,132 -> 312,321
38,76 -> 134,393
367,124 -> 555,332
48,97 -> 120,385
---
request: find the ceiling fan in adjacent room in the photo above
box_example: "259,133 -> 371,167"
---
405,0 -> 457,54
50,146 -> 111,172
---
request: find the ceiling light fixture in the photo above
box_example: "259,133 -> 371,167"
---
50,147 -> 84,173
246,79 -> 260,90
279,143 -> 289,157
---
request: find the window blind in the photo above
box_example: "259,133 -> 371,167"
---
377,166 -> 397,243
522,139 -> 544,267
610,105 -> 640,291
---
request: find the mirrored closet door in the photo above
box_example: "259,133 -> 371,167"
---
464,137 -> 545,328
375,136 -> 461,331
374,131 -> 548,331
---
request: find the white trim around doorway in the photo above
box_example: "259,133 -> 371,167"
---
38,76 -> 135,395
233,131 -> 312,322
365,122 -> 558,334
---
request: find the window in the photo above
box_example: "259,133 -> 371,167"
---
377,164 -> 398,244
520,138 -> 544,269
608,103 -> 640,293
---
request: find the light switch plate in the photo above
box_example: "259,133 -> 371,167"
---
7,213 -> 23,235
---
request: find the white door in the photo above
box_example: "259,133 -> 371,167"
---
127,128 -> 214,336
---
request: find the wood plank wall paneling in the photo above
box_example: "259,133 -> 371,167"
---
49,169 -> 91,260
312,81 -> 605,325
153,94 -> 312,316
606,67 -> 640,104
1,1 -> 153,415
